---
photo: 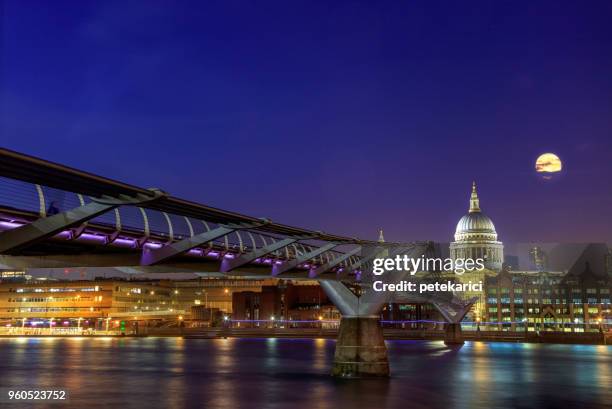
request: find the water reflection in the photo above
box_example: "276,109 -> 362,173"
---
0,338 -> 609,409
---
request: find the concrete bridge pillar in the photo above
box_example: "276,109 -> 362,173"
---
332,315 -> 389,377
319,281 -> 390,377
444,322 -> 464,345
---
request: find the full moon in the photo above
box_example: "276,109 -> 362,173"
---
535,153 -> 562,176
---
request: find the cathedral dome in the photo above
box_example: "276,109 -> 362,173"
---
453,182 -> 498,242
455,212 -> 496,236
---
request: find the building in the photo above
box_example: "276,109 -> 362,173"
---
380,302 -> 441,328
0,277 -> 275,329
0,271 -> 33,282
165,278 -> 276,314
529,246 -> 548,271
232,281 -> 339,325
484,263 -> 611,332
0,279 -> 175,330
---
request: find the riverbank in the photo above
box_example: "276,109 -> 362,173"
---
170,327 -> 611,345
1,328 -> 610,345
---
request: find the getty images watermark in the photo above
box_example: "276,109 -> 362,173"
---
371,255 -> 485,293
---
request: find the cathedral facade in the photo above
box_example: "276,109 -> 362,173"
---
450,182 -> 504,321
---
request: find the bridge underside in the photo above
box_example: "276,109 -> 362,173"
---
0,148 -> 475,378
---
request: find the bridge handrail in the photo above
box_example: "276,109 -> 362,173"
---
0,148 -> 399,246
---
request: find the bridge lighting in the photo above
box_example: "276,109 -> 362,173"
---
178,315 -> 183,321
224,288 -> 229,294
174,290 -> 179,294
318,316 -> 323,321
223,316 -> 229,321
270,316 -> 275,321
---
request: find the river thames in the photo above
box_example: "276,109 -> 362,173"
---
0,337 -> 610,408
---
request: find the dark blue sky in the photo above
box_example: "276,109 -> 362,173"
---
2,1 -> 611,244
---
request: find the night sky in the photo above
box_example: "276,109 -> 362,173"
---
2,1 -> 612,244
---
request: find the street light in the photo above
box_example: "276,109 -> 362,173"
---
77,317 -> 83,330
598,317 -> 603,333
22,318 -> 27,328
105,317 -> 111,332
574,317 -> 580,332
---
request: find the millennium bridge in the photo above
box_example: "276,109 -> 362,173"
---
0,148 -> 473,377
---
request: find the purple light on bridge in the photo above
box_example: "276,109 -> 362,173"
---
144,242 -> 163,249
79,233 -> 107,242
207,251 -> 220,258
113,238 -> 136,247
0,220 -> 23,229
223,253 -> 235,259
55,231 -> 71,239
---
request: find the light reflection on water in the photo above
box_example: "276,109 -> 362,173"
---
0,338 -> 610,409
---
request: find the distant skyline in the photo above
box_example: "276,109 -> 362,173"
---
2,1 -> 611,244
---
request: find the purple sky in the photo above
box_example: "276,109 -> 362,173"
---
1,1 -> 611,244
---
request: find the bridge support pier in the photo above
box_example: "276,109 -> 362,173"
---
332,316 -> 389,378
444,322 -> 464,345
318,281 -> 390,378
